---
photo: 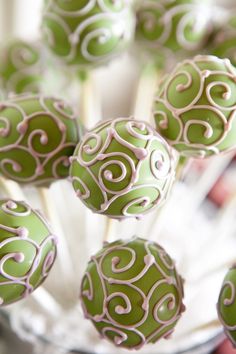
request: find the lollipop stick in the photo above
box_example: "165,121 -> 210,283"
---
78,70 -> 101,130
132,62 -> 160,123
103,218 -> 118,243
38,186 -> 75,301
0,177 -> 26,200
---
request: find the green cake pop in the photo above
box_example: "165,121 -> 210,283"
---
212,13 -> 236,67
41,0 -> 135,68
0,199 -> 57,306
217,265 -> 236,347
135,0 -> 211,68
153,55 -> 236,158
0,39 -> 43,95
80,237 -> 185,350
0,94 -> 79,185
70,117 -> 176,220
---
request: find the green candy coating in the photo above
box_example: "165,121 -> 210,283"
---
135,0 -> 211,67
0,39 -> 42,95
0,94 -> 79,185
70,117 -> 175,219
80,237 -> 185,350
153,55 -> 236,158
41,0 -> 135,68
212,14 -> 236,67
217,265 -> 236,347
0,199 -> 57,306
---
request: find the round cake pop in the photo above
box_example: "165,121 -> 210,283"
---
0,94 -> 79,185
153,55 -> 236,158
212,13 -> 236,67
217,264 -> 236,347
41,0 -> 135,68
0,199 -> 57,306
0,39 -> 42,95
135,0 -> 211,67
70,117 -> 176,219
80,237 -> 185,350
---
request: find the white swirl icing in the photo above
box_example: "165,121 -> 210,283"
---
70,117 -> 175,219
80,237 -> 185,350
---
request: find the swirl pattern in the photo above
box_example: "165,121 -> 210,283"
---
42,0 -> 135,67
153,55 -> 236,158
0,199 -> 57,306
80,237 -> 185,350
217,265 -> 236,347
0,94 -> 79,185
135,0 -> 211,65
0,40 -> 43,95
70,117 -> 175,219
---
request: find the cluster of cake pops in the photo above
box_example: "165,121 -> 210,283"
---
0,0 -> 236,352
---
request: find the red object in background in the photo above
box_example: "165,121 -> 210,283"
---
213,339 -> 236,353
208,176 -> 232,208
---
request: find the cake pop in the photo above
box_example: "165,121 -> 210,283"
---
80,237 -> 185,350
41,0 -> 135,68
153,55 -> 236,158
0,94 -> 79,185
0,199 -> 57,306
0,39 -> 42,95
70,117 -> 176,219
135,0 -> 211,68
212,13 -> 236,67
217,264 -> 236,347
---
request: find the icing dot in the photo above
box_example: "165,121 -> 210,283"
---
63,158 -> 70,167
176,84 -> 186,92
76,190 -> 82,197
202,70 -> 210,78
40,134 -> 48,145
6,200 -> 17,209
155,160 -> 164,171
223,92 -> 231,100
58,122 -> 66,132
14,252 -> 25,263
112,256 -> 120,266
17,122 -> 28,134
134,148 -> 148,160
115,305 -> 126,314
104,170 -> 113,180
36,165 -> 44,175
13,163 -> 22,172
0,128 -> 8,137
144,254 -> 155,266
17,227 -> 29,238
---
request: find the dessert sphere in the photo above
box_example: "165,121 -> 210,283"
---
41,0 -> 135,68
70,117 -> 175,219
212,14 -> 236,67
217,265 -> 236,347
0,199 -> 57,306
153,55 -> 236,158
135,0 -> 211,67
0,39 -> 42,95
80,237 -> 185,350
0,94 -> 79,185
